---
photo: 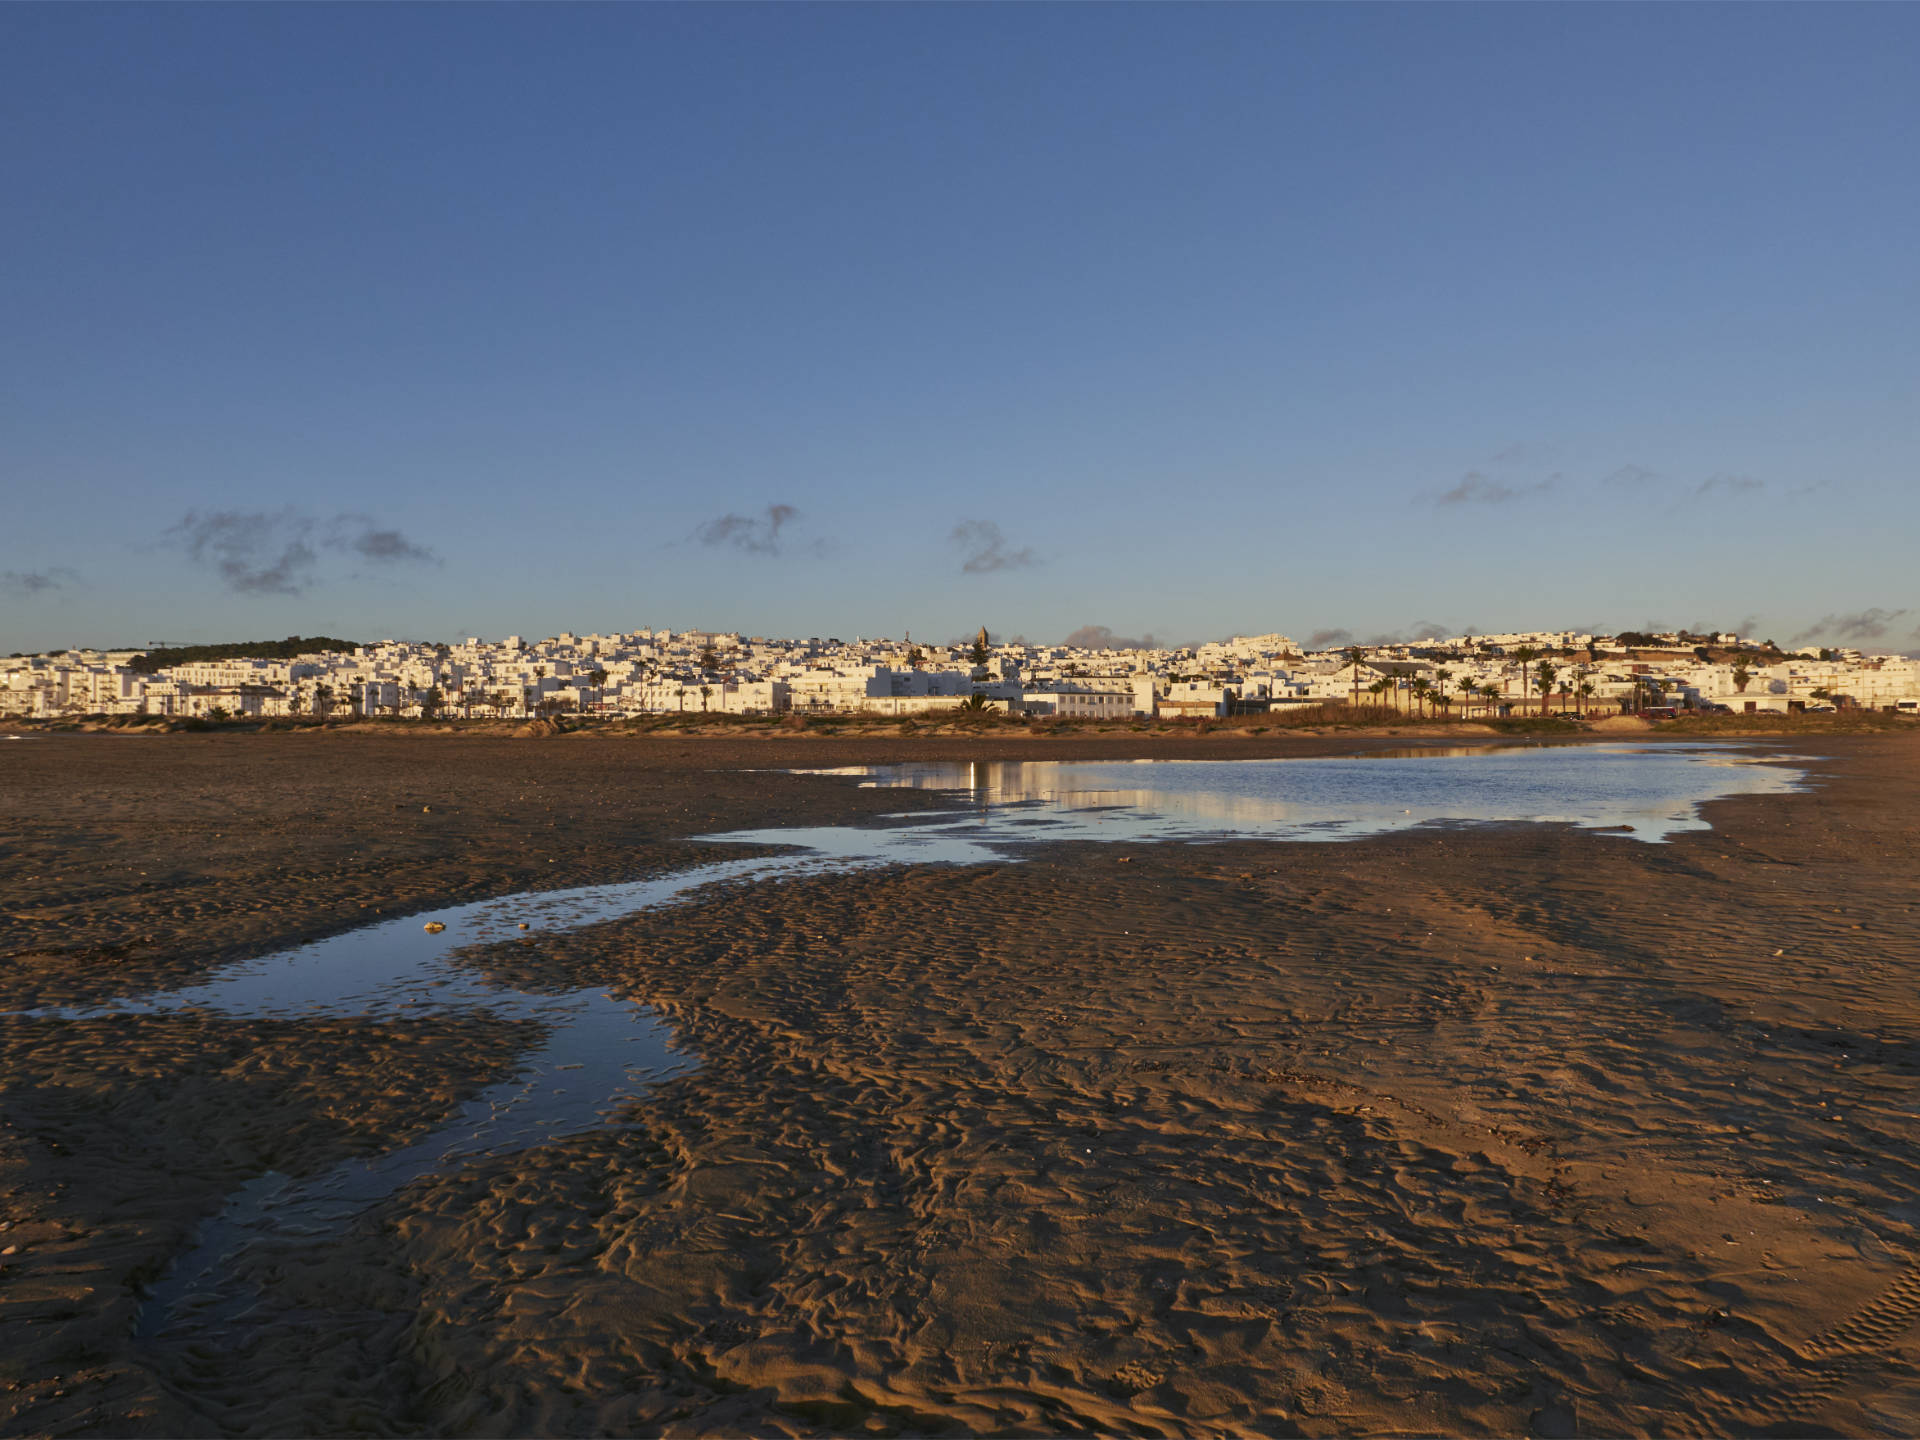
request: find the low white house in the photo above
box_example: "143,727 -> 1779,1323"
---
1020,689 -> 1133,719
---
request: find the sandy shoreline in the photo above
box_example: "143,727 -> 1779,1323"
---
4,732 -> 1919,1435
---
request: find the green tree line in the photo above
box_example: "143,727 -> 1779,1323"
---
127,636 -> 360,674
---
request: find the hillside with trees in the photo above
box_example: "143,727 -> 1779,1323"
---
127,636 -> 360,674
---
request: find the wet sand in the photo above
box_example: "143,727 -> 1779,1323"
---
3,730 -> 1919,1435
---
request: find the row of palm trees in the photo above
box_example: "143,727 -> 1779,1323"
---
1357,651 -> 1602,718
310,662 -> 624,720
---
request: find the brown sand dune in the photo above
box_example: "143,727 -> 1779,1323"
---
2,732 -> 1918,1435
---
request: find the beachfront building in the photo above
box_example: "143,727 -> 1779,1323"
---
1019,688 -> 1135,720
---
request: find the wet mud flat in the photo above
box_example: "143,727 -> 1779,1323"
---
3,732 -> 1920,1435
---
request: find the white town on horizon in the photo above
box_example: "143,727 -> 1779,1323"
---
4,626 -> 1919,724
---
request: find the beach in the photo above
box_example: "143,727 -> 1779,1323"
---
4,730 -> 1919,1436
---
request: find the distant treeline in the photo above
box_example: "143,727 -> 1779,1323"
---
128,636 -> 360,674
1609,632 -> 1782,654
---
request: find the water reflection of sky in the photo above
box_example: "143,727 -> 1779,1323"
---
796,743 -> 1809,845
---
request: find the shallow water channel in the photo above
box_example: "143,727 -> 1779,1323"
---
12,742 -> 1806,1339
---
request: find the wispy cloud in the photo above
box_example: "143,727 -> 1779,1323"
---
170,510 -> 318,595
1609,465 -> 1775,509
0,566 -> 78,597
1063,624 -> 1160,651
1308,621 -> 1468,650
335,518 -> 436,564
1602,463 -> 1664,490
1694,474 -> 1765,499
1358,620 -> 1456,645
1419,443 -> 1566,507
169,510 -> 438,595
1434,453 -> 1826,513
694,503 -> 800,556
951,519 -> 1037,574
1789,607 -> 1910,647
1435,471 -> 1557,506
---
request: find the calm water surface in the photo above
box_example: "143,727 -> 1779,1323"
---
796,742 -> 1808,845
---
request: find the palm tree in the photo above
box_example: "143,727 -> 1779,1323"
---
1346,645 -> 1366,707
313,682 -> 333,719
1731,657 -> 1754,694
1578,681 -> 1595,716
1457,673 -> 1479,716
1481,682 -> 1501,715
587,668 -> 608,713
1535,661 -> 1558,716
1512,646 -> 1537,713
1366,677 -> 1389,708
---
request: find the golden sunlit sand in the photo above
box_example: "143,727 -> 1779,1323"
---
3,731 -> 1919,1435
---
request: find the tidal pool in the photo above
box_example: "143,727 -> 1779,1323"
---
7,740 -> 1807,1341
797,741 -> 1809,845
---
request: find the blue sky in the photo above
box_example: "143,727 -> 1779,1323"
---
4,5 -> 1916,654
